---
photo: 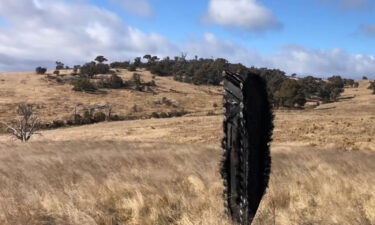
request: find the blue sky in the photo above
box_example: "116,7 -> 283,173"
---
0,0 -> 374,78
92,0 -> 375,54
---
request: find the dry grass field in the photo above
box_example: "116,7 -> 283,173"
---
0,71 -> 374,225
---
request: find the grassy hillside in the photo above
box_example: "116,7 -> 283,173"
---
0,142 -> 374,225
0,70 -> 222,124
0,70 -> 374,224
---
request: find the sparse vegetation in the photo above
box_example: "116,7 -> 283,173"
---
97,74 -> 125,89
274,79 -> 306,108
0,140 -> 373,225
0,66 -> 374,224
95,55 -> 108,63
110,61 -> 130,69
80,56 -> 111,78
72,77 -> 97,92
35,66 -> 47,75
55,61 -> 64,70
111,54 -> 350,108
127,73 -> 155,92
153,97 -> 179,108
80,61 -> 111,77
0,104 -> 39,142
151,109 -> 188,118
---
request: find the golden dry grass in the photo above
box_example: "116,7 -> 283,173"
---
0,70 -> 222,124
0,141 -> 230,225
0,142 -> 374,225
0,71 -> 374,224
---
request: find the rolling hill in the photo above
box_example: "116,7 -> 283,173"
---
0,70 -> 374,224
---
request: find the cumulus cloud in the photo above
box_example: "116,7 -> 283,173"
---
184,34 -> 375,78
0,0 -> 373,78
203,0 -> 282,32
0,0 -> 177,71
268,45 -> 375,78
184,33 -> 265,65
110,0 -> 153,17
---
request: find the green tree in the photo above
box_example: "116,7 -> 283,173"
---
95,55 -> 108,63
133,57 -> 142,67
275,79 -> 306,108
55,61 -> 64,70
35,67 -> 47,75
72,78 -> 97,92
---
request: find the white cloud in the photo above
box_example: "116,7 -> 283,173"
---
204,0 -> 282,31
0,0 -> 373,78
268,45 -> 375,78
0,0 -> 176,71
110,0 -> 153,17
184,32 -> 265,65
184,34 -> 375,78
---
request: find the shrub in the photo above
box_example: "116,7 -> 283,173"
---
72,78 -> 97,92
80,62 -> 97,78
0,104 -> 39,142
53,70 -> 60,75
343,79 -> 355,87
72,65 -> 80,75
55,61 -> 64,70
154,97 -> 178,108
95,63 -> 110,74
128,64 -> 137,72
35,67 -> 47,75
95,55 -> 108,63
274,79 -> 306,108
363,76 -> 368,80
110,61 -> 130,69
151,110 -> 187,118
66,114 -> 83,126
133,57 -> 142,67
98,74 -> 125,89
109,74 -> 125,89
80,61 -> 110,78
52,120 -> 65,128
93,111 -> 106,122
131,73 -> 143,91
327,75 -> 344,89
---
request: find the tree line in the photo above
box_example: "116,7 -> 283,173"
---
36,54 -> 369,109
109,55 -> 363,108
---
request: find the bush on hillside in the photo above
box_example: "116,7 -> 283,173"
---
80,61 -> 110,78
55,61 -> 64,70
128,64 -> 137,71
110,61 -> 130,69
97,74 -> 125,89
274,79 -> 306,108
72,78 -> 97,92
35,67 -> 47,75
93,111 -> 106,122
